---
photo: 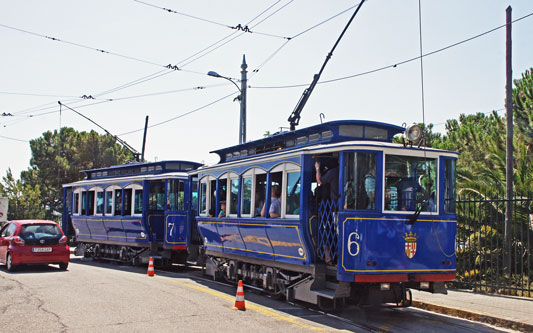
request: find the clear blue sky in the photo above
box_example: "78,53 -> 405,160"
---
1,0 -> 532,178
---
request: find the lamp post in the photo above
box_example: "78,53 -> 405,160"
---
208,55 -> 247,144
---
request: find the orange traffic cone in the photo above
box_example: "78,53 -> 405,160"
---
147,257 -> 155,277
232,280 -> 246,311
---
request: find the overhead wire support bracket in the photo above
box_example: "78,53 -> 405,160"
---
58,101 -> 142,161
287,0 -> 365,131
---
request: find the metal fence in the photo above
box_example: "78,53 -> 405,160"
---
453,194 -> 532,297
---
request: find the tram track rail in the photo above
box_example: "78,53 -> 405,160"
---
154,264 -> 501,333
71,258 -> 506,332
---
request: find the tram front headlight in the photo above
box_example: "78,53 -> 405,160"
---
405,124 -> 422,142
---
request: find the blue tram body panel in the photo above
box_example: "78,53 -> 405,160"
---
198,218 -> 309,265
164,213 -> 188,247
62,160 -> 202,254
193,120 -> 458,288
337,213 -> 456,281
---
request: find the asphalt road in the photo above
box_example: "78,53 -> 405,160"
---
0,258 -> 512,332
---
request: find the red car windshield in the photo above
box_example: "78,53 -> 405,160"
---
20,224 -> 62,241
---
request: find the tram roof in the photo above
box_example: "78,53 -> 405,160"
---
80,160 -> 203,180
211,120 -> 405,163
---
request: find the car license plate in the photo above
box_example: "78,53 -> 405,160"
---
32,247 -> 52,253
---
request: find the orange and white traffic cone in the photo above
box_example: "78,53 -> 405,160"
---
147,257 -> 155,277
232,280 -> 246,311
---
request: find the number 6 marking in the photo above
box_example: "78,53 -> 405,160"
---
348,232 -> 360,256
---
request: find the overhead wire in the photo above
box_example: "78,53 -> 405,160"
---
0,134 -> 29,143
133,0 -> 290,40
0,23 -> 172,69
0,91 -> 81,99
250,1 -> 358,76
118,91 -> 238,136
250,10 -> 533,89
7,83 -> 226,120
290,2 -> 361,39
176,0 -> 292,69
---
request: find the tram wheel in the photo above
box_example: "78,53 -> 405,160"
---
317,296 -> 344,312
398,289 -> 412,307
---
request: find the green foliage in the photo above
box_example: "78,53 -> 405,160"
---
0,168 -> 45,220
20,127 -> 133,219
421,67 -> 533,199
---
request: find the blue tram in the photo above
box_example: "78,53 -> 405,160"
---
193,120 -> 457,308
61,160 -> 203,265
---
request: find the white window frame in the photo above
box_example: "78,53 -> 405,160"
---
382,152 -> 439,215
199,176 -> 214,216
73,188 -> 84,216
104,185 -> 121,216
90,187 -> 104,216
270,163 -> 301,219
240,175 -> 253,218
221,172 -> 239,217
125,184 -> 143,216
242,168 -> 266,218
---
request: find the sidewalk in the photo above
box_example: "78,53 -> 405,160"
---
411,289 -> 533,332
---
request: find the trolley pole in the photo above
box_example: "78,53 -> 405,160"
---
240,55 -> 248,144
141,115 -> 149,162
504,6 -> 513,275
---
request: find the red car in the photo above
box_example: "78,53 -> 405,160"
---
0,220 -> 70,272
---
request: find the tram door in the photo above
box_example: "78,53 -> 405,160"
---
164,179 -> 187,249
314,154 -> 340,265
147,181 -> 165,242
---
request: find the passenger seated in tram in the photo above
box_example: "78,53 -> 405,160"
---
261,185 -> 281,218
218,201 -> 226,218
364,160 -> 376,209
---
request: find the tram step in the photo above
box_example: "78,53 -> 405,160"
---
313,288 -> 336,299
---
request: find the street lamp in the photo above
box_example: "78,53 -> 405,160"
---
208,55 -> 247,144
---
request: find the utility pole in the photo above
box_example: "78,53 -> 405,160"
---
504,5 -> 513,275
240,55 -> 248,144
208,55 -> 248,145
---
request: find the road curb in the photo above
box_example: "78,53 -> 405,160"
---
411,300 -> 533,332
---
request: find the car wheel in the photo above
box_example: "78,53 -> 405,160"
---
6,253 -> 16,272
59,262 -> 69,271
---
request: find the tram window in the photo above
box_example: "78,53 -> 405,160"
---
364,127 -> 387,140
167,180 -> 185,211
268,172 -> 283,218
124,189 -> 132,216
148,182 -> 165,210
114,190 -> 122,216
241,177 -> 252,216
217,179 -> 227,217
73,193 -> 80,215
229,178 -> 239,215
192,178 -> 198,212
106,190 -> 113,215
134,189 -> 143,214
286,171 -> 301,215
444,159 -> 456,213
343,152 -> 376,210
87,191 -> 95,216
209,179 -> 217,216
254,174 -> 266,217
81,191 -> 87,215
199,181 -> 207,215
384,155 -> 437,212
96,191 -> 104,215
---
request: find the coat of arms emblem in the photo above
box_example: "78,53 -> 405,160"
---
403,231 -> 419,259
